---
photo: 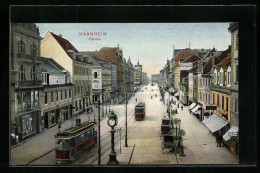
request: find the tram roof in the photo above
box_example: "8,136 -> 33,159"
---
55,121 -> 96,139
136,102 -> 145,108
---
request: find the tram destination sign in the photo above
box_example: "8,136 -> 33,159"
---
206,105 -> 217,110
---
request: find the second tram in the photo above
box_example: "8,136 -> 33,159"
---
135,102 -> 146,120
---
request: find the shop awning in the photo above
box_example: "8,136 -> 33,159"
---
223,125 -> 239,141
189,102 -> 196,110
202,114 -> 228,133
191,105 -> 201,113
174,92 -> 179,96
194,110 -> 201,114
169,88 -> 174,93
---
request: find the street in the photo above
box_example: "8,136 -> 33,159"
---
11,83 -> 238,165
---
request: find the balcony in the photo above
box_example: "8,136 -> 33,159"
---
16,104 -> 41,115
16,80 -> 42,89
17,53 -> 43,63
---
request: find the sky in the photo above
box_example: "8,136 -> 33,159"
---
36,23 -> 231,77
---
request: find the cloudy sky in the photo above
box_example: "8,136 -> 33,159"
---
36,23 -> 231,77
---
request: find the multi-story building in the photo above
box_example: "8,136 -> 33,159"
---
81,45 -> 124,100
40,32 -> 92,116
228,22 -> 239,127
40,57 -> 73,129
134,60 -> 142,87
10,23 -> 43,145
127,58 -> 135,94
209,46 -> 232,137
174,50 -> 200,91
179,72 -> 189,105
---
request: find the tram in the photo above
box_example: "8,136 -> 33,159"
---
135,102 -> 146,120
55,121 -> 97,164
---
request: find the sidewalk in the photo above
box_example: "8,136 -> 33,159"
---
10,107 -> 111,165
167,92 -> 239,164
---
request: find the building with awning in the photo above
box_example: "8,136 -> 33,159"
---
202,114 -> 228,133
223,125 -> 238,141
189,102 -> 196,110
191,105 -> 201,114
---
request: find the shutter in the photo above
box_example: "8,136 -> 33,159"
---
225,72 -> 227,85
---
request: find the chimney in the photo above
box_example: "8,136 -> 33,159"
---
59,34 -> 62,38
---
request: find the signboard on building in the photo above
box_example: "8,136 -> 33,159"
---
206,105 -> 217,110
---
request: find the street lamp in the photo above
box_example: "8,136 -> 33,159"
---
178,118 -> 181,134
98,97 -> 101,165
125,93 -> 128,147
107,111 -> 119,165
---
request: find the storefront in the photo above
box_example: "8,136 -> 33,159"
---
17,110 -> 40,142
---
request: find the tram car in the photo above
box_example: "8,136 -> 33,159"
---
135,102 -> 146,120
55,121 -> 97,164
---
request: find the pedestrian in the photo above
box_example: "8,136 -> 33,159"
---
216,133 -> 222,147
181,105 -> 183,111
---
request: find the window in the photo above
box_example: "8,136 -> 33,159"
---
75,101 -> 78,111
35,90 -> 39,107
42,72 -> 47,84
214,69 -> 217,84
208,94 -> 210,104
220,68 -> 224,86
236,34 -> 239,50
31,44 -> 37,55
45,93 -> 48,104
51,92 -> 54,102
65,90 -> 67,99
226,97 -> 229,111
235,99 -> 238,112
227,67 -> 231,86
236,64 -> 239,82
61,90 -> 63,100
222,96 -> 224,109
213,93 -> 215,104
217,94 -> 219,106
205,93 -> 207,103
79,100 -> 82,109
69,89 -> 71,98
19,65 -> 26,81
56,91 -> 58,101
31,66 -> 37,80
18,41 -> 25,53
94,72 -> 98,78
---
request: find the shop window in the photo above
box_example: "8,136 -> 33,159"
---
19,65 -> 26,81
79,100 -> 82,110
22,114 -> 35,136
75,101 -> 78,111
49,111 -> 56,126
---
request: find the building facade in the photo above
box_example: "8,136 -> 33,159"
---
10,23 -> 43,145
40,32 -> 92,116
40,58 -> 73,129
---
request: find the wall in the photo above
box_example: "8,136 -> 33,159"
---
212,91 -> 231,123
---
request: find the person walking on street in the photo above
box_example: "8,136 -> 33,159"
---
216,133 -> 222,147
181,105 -> 183,111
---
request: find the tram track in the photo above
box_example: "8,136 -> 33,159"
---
26,90 -> 151,165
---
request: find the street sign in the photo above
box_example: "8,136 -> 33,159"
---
206,105 -> 217,110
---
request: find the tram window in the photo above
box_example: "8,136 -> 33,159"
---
70,138 -> 75,147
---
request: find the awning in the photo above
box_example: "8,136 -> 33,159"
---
191,105 -> 201,113
189,102 -> 196,110
194,110 -> 201,114
223,125 -> 239,141
169,88 -> 174,93
202,114 -> 228,133
174,92 -> 179,96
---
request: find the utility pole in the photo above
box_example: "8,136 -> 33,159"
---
125,93 -> 128,147
98,97 -> 101,165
